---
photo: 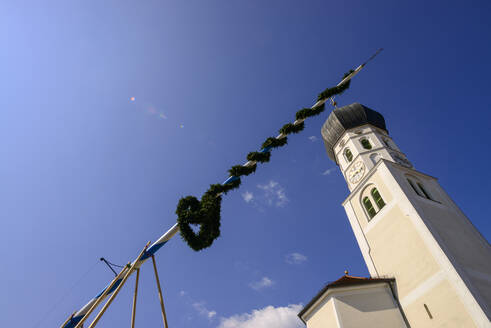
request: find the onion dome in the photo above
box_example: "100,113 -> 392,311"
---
321,103 -> 387,162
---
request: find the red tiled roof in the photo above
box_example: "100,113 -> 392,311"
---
326,275 -> 380,288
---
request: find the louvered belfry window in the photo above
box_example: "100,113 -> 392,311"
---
345,148 -> 353,162
361,138 -> 372,150
363,197 -> 377,219
371,188 -> 385,209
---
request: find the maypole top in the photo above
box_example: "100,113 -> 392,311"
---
321,103 -> 387,163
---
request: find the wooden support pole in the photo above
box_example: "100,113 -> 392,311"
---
74,264 -> 128,328
131,269 -> 140,328
151,255 -> 169,328
60,312 -> 75,328
87,241 -> 151,328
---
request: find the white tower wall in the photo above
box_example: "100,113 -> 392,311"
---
322,104 -> 491,327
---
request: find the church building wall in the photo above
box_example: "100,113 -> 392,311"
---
385,163 -> 491,320
333,284 -> 406,327
365,204 -> 440,297
403,279 -> 476,327
302,283 -> 407,328
303,297 -> 339,328
320,104 -> 491,327
343,164 -> 442,296
342,161 -> 486,326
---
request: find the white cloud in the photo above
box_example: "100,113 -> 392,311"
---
242,191 -> 254,203
285,252 -> 308,265
218,304 -> 303,328
249,276 -> 274,291
322,168 -> 335,175
308,136 -> 317,142
257,180 -> 289,207
179,290 -> 187,297
193,301 -> 217,319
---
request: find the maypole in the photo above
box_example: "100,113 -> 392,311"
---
60,49 -> 383,328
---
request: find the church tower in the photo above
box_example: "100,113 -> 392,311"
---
321,103 -> 491,327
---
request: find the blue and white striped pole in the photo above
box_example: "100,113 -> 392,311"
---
63,225 -> 179,328
60,49 -> 382,328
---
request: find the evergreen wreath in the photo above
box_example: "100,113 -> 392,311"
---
176,192 -> 222,251
176,69 -> 354,251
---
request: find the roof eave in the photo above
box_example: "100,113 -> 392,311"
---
297,277 -> 396,322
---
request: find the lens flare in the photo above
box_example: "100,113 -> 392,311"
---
129,99 -> 170,123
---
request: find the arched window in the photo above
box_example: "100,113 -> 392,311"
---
418,182 -> 433,200
363,197 -> 376,219
371,188 -> 386,209
407,178 -> 423,197
361,138 -> 372,150
344,148 -> 353,162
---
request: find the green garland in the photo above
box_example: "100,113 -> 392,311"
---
261,137 -> 288,149
279,122 -> 305,135
176,70 -> 353,251
229,164 -> 257,177
295,103 -> 326,121
247,151 -> 271,163
316,69 -> 354,101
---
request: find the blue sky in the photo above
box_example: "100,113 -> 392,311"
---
1,1 -> 491,327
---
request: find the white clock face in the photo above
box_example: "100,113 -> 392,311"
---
348,161 -> 365,184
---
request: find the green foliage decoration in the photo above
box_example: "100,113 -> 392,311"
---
295,103 -> 326,121
220,179 -> 241,193
229,164 -> 257,177
310,103 -> 327,116
247,151 -> 271,163
279,122 -> 305,135
261,137 -> 288,149
317,69 -> 354,101
176,69 -> 353,251
176,192 -> 222,251
207,180 -> 242,196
